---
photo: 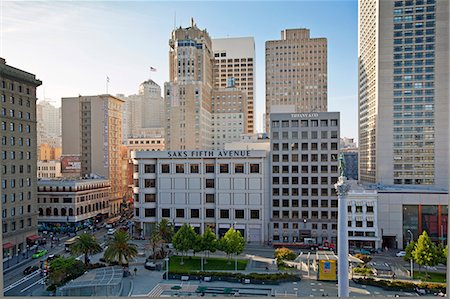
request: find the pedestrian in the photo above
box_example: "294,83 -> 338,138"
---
134,267 -> 137,276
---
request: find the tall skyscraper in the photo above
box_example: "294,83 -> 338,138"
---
358,0 -> 449,188
121,79 -> 165,141
212,37 -> 255,134
36,100 -> 61,147
62,95 -> 125,215
265,29 -> 328,133
0,57 -> 42,258
164,19 -> 213,150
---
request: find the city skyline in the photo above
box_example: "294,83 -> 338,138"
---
3,1 -> 358,138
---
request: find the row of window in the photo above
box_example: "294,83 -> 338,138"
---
394,0 -> 435,8
2,192 -> 32,203
273,222 -> 337,230
2,178 -> 32,189
38,202 -> 107,217
2,164 -> 32,175
2,205 -> 32,218
273,153 -> 338,163
141,163 -> 261,175
272,210 -> 336,220
136,208 -> 260,220
1,121 -> 32,133
2,218 -> 33,234
272,119 -> 338,128
272,131 -> 338,140
1,150 -> 32,160
273,199 -> 339,208
1,108 -> 32,120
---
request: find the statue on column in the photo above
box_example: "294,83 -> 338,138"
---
338,153 -> 346,178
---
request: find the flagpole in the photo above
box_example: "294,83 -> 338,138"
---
106,76 -> 109,94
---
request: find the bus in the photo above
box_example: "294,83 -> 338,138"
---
64,236 -> 79,252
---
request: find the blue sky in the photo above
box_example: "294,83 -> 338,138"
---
3,0 -> 358,138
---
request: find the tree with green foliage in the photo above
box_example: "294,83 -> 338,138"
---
354,254 -> 372,264
403,240 -> 416,262
156,219 -> 174,243
192,233 -> 203,256
172,223 -> 197,264
274,247 -> 297,265
436,244 -> 447,265
148,231 -> 164,262
70,233 -> 102,265
103,230 -> 138,266
47,257 -> 86,291
202,227 -> 217,263
220,228 -> 245,261
413,231 -> 440,278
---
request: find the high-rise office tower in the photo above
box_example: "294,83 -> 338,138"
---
212,37 -> 255,134
269,112 -> 340,244
358,0 -> 449,187
0,58 -> 42,258
36,100 -> 61,147
121,80 -> 165,141
62,95 -> 125,215
265,29 -> 328,133
164,19 -> 213,150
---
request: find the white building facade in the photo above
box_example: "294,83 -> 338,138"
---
132,150 -> 270,243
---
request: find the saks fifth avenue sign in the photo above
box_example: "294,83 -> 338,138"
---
168,150 -> 251,158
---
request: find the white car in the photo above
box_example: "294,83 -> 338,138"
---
396,251 -> 406,257
107,228 -> 116,235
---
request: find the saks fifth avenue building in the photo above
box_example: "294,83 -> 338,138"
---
131,150 -> 270,243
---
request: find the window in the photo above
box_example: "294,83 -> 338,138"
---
250,210 -> 259,219
220,209 -> 229,219
162,209 -> 170,218
145,194 -> 156,202
176,164 -> 185,173
176,209 -> 185,218
206,209 -> 215,218
235,209 -> 244,219
234,164 -> 244,173
144,208 -> 156,217
161,164 -> 170,173
220,164 -> 229,173
205,164 -> 215,173
144,164 -> 155,173
312,200 -> 318,207
356,221 -> 363,227
191,209 -> 200,218
205,179 -> 215,188
367,206 -> 374,213
206,194 -> 215,203
367,221 -> 374,227
250,164 -> 260,173
144,179 -> 156,188
190,164 -> 199,173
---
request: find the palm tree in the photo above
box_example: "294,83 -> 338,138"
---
156,219 -> 174,243
70,233 -> 102,265
103,230 -> 138,266
147,232 -> 164,262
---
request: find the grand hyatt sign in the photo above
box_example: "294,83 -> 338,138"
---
168,150 -> 251,158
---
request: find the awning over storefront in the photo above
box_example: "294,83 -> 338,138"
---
26,234 -> 41,242
2,242 -> 13,249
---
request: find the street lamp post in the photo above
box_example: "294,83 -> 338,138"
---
26,244 -> 29,258
165,257 -> 169,281
407,230 -> 414,278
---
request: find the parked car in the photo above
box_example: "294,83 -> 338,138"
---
32,249 -> 48,259
144,261 -> 157,270
396,251 -> 406,257
107,228 -> 116,235
105,224 -> 113,229
46,254 -> 60,261
23,265 -> 39,275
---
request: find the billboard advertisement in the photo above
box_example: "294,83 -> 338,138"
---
61,155 -> 81,173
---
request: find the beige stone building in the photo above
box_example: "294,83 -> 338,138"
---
265,29 -> 328,133
211,88 -> 247,149
212,37 -> 255,134
0,57 -> 42,259
164,19 -> 214,150
62,95 -> 125,216
358,0 -> 449,188
38,143 -> 62,161
36,100 -> 61,148
37,160 -> 62,179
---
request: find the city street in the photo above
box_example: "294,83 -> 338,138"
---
3,227 -> 109,296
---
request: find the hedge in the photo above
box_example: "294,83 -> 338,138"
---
166,271 -> 299,285
354,278 -> 446,292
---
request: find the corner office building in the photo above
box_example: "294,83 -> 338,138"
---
269,112 -> 340,244
132,150 -> 269,243
1,58 -> 42,258
358,0 -> 449,188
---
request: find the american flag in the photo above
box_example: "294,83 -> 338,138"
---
150,67 -> 157,72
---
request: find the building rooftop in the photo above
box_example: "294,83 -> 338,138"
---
58,266 -> 122,291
